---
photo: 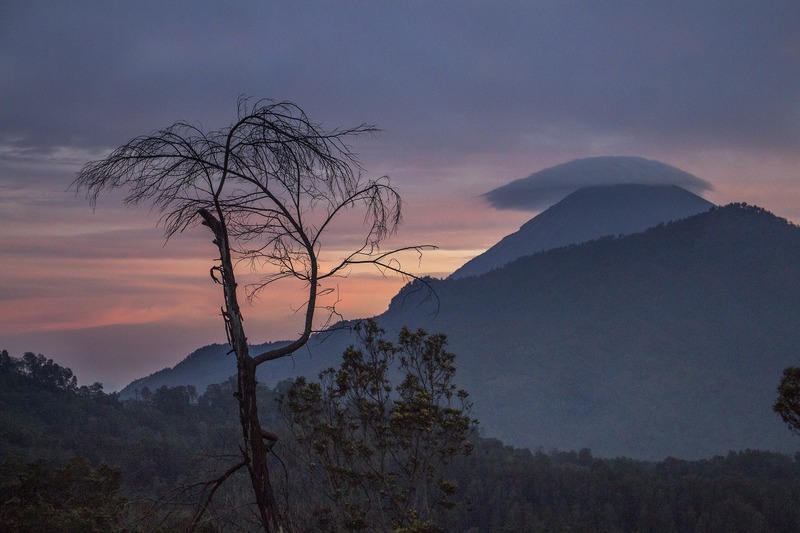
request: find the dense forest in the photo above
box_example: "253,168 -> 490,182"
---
3,348 -> 800,532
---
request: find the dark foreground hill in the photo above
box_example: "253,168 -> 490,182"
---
122,203 -> 800,460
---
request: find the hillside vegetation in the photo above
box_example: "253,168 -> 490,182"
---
3,349 -> 800,531
381,204 -> 800,458
120,203 -> 800,460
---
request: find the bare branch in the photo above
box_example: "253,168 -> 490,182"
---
72,98 -> 431,533
186,460 -> 248,533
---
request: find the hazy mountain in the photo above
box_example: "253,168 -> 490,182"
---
126,182 -> 715,398
381,204 -> 800,459
122,344 -> 244,399
451,183 -> 714,279
120,339 -> 331,400
121,203 -> 800,460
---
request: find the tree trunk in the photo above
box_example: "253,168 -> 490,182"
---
200,208 -> 281,532
238,356 -> 280,532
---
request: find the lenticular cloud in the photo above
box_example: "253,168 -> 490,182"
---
484,156 -> 713,211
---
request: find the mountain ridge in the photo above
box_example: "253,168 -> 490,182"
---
451,183 -> 714,279
120,203 -> 800,460
380,203 -> 800,458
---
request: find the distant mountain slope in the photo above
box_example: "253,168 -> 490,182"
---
120,338 -> 341,400
382,204 -> 800,459
122,340 -> 286,399
121,344 -> 234,399
120,204 -> 800,460
451,184 -> 714,279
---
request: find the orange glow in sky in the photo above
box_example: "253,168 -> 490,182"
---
2,2 -> 799,389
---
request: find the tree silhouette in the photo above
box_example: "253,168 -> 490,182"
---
774,366 -> 800,434
73,98 -> 431,532
280,320 -> 475,531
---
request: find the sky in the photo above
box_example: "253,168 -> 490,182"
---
2,1 -> 799,390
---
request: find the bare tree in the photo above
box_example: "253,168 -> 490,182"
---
73,98 -> 431,532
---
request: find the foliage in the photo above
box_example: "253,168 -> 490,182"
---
279,320 -> 476,532
775,366 -> 800,434
4,348 -> 800,531
447,440 -> 800,532
149,384 -> 199,414
0,349 -> 103,395
0,457 -> 127,532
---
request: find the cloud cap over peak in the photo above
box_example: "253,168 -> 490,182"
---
484,156 -> 713,211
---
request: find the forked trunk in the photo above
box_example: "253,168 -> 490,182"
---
200,208 -> 281,532
238,356 -> 281,532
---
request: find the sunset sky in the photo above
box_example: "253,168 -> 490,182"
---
2,2 -> 799,390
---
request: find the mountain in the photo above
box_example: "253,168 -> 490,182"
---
121,204 -> 800,460
451,183 -> 714,279
381,204 -> 800,459
120,339 -> 330,400
122,344 -> 244,399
